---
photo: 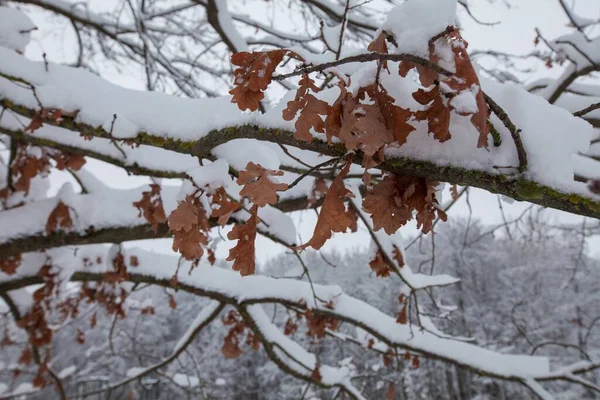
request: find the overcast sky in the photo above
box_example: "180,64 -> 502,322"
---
15,0 -> 600,265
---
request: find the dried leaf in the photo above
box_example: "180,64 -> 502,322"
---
168,293 -> 177,309
387,382 -> 396,400
0,254 -> 22,275
173,228 -> 208,260
305,310 -> 338,338
450,184 -> 459,200
396,305 -> 407,324
211,187 -> 242,225
369,250 -> 392,277
133,184 -> 167,234
11,145 -> 51,194
18,347 -> 32,365
283,74 -> 330,142
411,355 -> 420,369
53,152 -> 86,171
413,86 -> 451,143
363,174 -> 446,234
169,198 -> 200,232
298,160 -> 354,250
311,365 -> 322,382
445,30 -> 490,147
229,50 -> 286,111
169,195 -> 210,260
129,256 -> 139,267
227,205 -> 259,276
238,162 -> 288,207
45,202 -> 73,235
308,178 -> 328,207
367,31 -> 389,70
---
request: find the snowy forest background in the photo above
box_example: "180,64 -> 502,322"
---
4,216 -> 600,399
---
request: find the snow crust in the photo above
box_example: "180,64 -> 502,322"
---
0,7 -> 36,53
382,0 -> 457,56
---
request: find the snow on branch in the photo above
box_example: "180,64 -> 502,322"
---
1,245 -> 599,399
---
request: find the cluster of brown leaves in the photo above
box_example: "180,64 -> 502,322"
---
3,145 -> 84,202
78,252 -> 132,320
304,310 -> 339,339
133,184 -> 167,233
10,144 -> 50,194
221,310 -> 260,359
363,174 -> 446,235
25,108 -> 79,134
229,49 -> 286,111
169,194 -> 210,260
45,201 -> 73,235
51,152 -> 86,171
369,244 -> 405,278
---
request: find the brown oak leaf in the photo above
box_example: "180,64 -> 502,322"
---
297,159 -> 354,250
413,86 -> 452,143
229,50 -> 286,111
52,152 -> 86,171
367,31 -> 389,70
210,187 -> 242,225
305,310 -> 339,338
362,174 -> 447,235
282,74 -> 330,142
238,162 -> 288,207
227,205 -> 259,276
133,184 -> 167,234
369,250 -> 392,278
0,254 -> 22,275
396,305 -> 408,324
11,145 -> 51,194
45,202 -> 73,235
169,195 -> 210,260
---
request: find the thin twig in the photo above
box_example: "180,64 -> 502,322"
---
484,92 -> 528,173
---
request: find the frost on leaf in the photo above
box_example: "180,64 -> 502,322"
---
229,50 -> 286,111
282,74 -> 331,142
45,201 -> 73,235
298,160 -> 355,250
210,187 -> 242,225
169,195 -> 210,260
133,184 -> 167,234
237,162 -> 288,207
362,174 -> 447,235
227,205 -> 259,276
0,254 -> 21,275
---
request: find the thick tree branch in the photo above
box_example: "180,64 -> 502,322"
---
2,95 -> 599,220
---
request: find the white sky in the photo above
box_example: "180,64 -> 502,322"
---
15,0 -> 600,265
